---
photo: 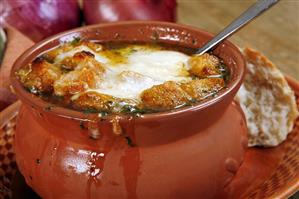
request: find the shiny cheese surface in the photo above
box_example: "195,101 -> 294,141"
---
56,44 -> 190,100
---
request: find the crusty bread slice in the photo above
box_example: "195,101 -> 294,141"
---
235,48 -> 298,147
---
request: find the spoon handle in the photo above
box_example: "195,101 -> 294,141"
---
196,0 -> 279,55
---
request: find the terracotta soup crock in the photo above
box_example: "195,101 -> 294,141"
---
10,21 -> 247,199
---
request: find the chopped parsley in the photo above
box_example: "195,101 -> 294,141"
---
125,136 -> 134,147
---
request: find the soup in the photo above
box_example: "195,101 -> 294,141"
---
16,39 -> 229,115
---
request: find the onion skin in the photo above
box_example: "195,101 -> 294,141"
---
83,0 -> 177,25
0,0 -> 81,42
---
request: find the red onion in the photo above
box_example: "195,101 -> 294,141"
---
83,0 -> 177,25
0,0 -> 81,42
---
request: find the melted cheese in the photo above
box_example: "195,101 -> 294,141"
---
57,45 -> 191,100
55,45 -> 109,64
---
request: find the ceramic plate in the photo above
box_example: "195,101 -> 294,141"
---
0,77 -> 298,199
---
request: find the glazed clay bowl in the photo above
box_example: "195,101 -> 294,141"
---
10,21 -> 247,199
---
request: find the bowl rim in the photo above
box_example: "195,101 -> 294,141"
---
10,21 -> 246,121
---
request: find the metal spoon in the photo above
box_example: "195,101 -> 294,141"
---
196,0 -> 279,55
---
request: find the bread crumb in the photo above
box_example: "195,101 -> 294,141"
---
235,48 -> 298,147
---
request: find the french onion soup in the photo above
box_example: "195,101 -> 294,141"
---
16,39 -> 230,115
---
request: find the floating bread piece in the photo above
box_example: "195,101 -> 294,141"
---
140,78 -> 225,111
141,81 -> 191,111
17,58 -> 61,93
54,51 -> 105,96
181,78 -> 224,99
72,91 -> 137,113
188,53 -> 220,78
235,48 -> 298,147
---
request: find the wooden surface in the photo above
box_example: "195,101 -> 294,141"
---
178,0 -> 299,80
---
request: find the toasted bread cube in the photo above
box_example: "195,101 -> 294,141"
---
54,67 -> 100,96
180,78 -> 225,100
140,81 -> 191,110
60,51 -> 94,70
45,43 -> 74,62
18,58 -> 61,93
81,41 -> 103,52
188,53 -> 220,77
72,92 -> 116,111
45,41 -> 103,63
54,51 -> 106,95
73,91 -> 138,112
60,51 -> 105,71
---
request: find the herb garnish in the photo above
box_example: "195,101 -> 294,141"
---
70,37 -> 81,46
218,63 -> 231,84
82,108 -> 100,114
40,54 -> 54,63
121,105 -> 155,116
125,136 -> 134,147
82,108 -> 109,116
25,86 -> 39,94
45,105 -> 54,111
79,121 -> 86,130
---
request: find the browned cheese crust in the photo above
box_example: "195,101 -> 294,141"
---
45,41 -> 103,62
141,78 -> 224,111
17,58 -> 61,93
140,81 -> 191,110
188,53 -> 220,78
73,91 -> 137,112
181,78 -> 224,99
72,92 -> 116,111
54,51 -> 105,96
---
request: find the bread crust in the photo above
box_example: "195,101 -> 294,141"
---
235,48 -> 298,147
